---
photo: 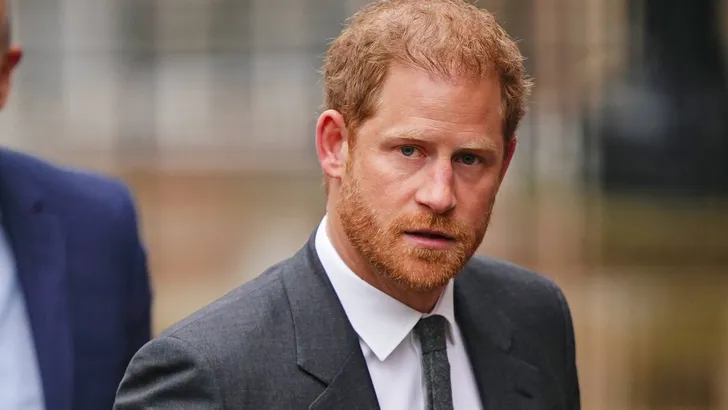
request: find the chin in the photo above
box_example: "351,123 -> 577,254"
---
387,259 -> 459,292
397,276 -> 452,293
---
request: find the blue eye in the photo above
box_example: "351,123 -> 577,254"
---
457,153 -> 480,165
399,146 -> 417,156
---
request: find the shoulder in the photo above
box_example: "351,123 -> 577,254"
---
458,255 -> 572,327
23,153 -> 133,211
160,256 -> 296,356
122,255 -> 307,405
119,255 -> 298,408
5,149 -> 139,227
459,256 -> 580,406
463,255 -> 566,298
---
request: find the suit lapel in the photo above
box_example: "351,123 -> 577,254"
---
0,151 -> 73,410
281,234 -> 379,410
281,230 -> 544,409
308,351 -> 380,410
455,267 -> 542,410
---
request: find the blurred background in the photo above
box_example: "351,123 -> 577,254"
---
3,0 -> 728,408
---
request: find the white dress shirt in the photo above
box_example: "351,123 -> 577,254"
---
0,223 -> 45,410
315,215 -> 482,410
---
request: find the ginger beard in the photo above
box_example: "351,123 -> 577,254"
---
336,153 -> 494,292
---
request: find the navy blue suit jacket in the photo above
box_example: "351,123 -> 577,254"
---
0,148 -> 152,410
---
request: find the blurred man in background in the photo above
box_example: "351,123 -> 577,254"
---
115,1 -> 579,409
0,1 -> 152,409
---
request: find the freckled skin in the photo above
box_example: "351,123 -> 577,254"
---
317,64 -> 516,312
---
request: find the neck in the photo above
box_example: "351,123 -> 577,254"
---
325,208 -> 445,313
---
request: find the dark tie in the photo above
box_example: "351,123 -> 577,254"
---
414,315 -> 454,410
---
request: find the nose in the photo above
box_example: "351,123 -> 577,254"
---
414,160 -> 456,215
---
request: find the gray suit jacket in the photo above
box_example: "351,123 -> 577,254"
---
114,232 -> 580,409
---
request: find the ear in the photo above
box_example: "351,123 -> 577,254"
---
316,109 -> 349,183
0,46 -> 22,110
500,136 -> 517,179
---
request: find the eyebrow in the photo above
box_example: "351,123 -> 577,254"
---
383,129 -> 500,153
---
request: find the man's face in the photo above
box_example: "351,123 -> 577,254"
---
336,64 -> 515,291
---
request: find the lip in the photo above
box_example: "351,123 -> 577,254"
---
405,229 -> 454,239
403,231 -> 455,250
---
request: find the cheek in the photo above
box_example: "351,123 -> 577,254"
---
455,180 -> 498,215
359,156 -> 414,201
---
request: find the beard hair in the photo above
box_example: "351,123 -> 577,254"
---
336,158 -> 493,292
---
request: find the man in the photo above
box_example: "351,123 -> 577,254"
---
115,1 -> 580,409
0,1 -> 152,409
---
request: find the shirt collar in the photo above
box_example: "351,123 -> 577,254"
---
315,215 -> 456,361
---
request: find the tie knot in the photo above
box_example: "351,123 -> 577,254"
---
414,315 -> 448,354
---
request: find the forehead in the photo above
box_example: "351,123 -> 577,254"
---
364,64 -> 503,146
